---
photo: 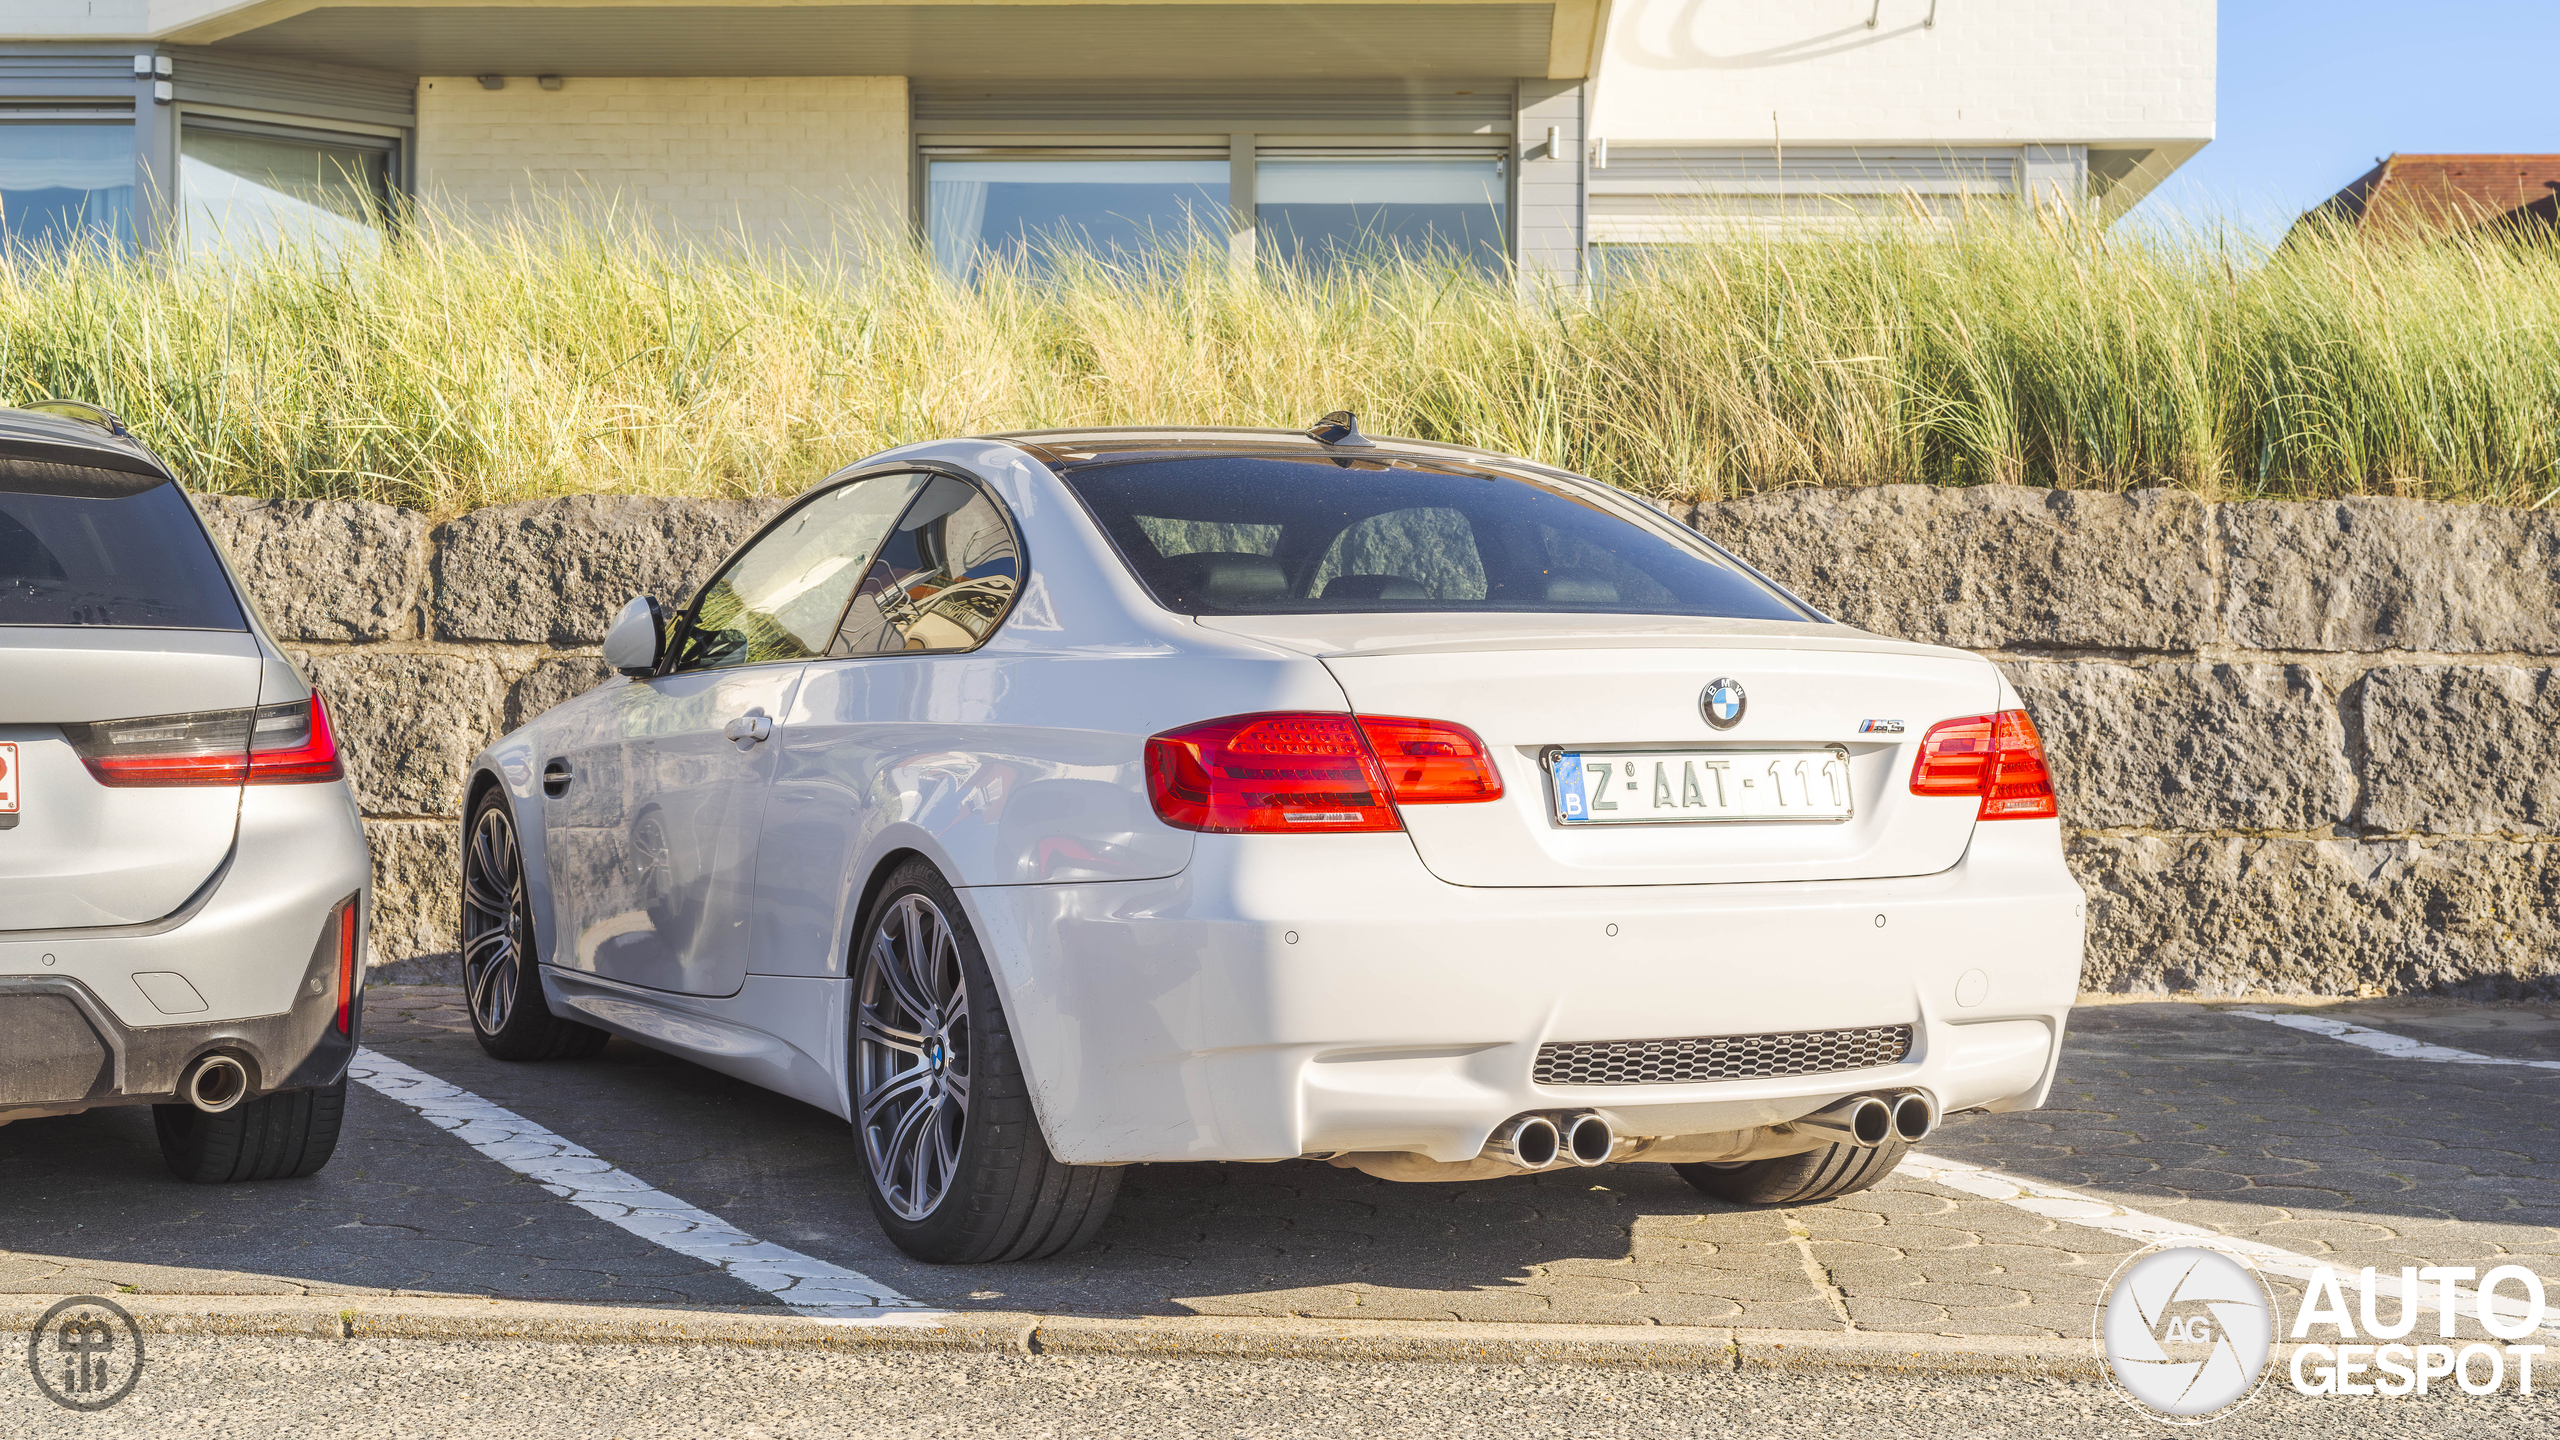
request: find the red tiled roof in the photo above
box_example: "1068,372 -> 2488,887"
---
2310,154 -> 2560,236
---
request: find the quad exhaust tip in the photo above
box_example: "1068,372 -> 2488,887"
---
1562,1111 -> 1615,1167
183,1054 -> 249,1114
1795,1092 -> 1926,1149
1479,1094 -> 1924,1171
1484,1114 -> 1561,1170
1482,1111 -> 1616,1171
1843,1095 -> 1895,1147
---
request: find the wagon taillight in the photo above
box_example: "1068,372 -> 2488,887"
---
65,691 -> 344,787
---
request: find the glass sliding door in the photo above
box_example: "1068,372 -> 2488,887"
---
0,117 -> 135,255
180,123 -> 396,261
927,158 -> 1228,280
1256,155 -> 1506,274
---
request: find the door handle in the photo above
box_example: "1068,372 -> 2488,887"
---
541,758 -> 573,797
723,714 -> 774,749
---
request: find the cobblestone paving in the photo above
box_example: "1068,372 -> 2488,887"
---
4,991 -> 2555,1340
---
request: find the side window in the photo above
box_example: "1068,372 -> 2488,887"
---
832,476 -> 1023,655
1309,506 -> 1488,602
672,473 -> 928,672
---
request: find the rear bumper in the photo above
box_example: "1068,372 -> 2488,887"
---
962,820 -> 2084,1165
0,961 -> 360,1122
0,781 -> 369,1121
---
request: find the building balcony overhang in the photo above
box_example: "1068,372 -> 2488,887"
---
66,0 -> 1604,82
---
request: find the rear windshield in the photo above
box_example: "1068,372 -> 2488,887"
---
0,460 -> 246,630
1056,453 -> 1813,621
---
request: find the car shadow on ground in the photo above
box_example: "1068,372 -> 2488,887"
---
0,1061 -> 1828,1326
0,986 -> 1835,1325
354,993 -> 1838,1324
5,997 -> 2555,1327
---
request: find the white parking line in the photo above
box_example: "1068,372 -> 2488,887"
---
2232,1009 -> 2560,1070
349,1048 -> 943,1323
1899,1151 -> 2560,1339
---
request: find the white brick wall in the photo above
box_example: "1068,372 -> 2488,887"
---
1592,0 -> 2213,146
415,76 -> 909,247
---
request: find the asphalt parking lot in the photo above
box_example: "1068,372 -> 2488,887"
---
5,992 -> 2558,1340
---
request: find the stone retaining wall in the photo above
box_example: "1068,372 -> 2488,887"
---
1691,487 -> 2560,997
201,485 -> 2560,997
198,494 -> 791,970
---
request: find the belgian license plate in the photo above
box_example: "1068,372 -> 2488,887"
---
1550,747 -> 1853,824
0,742 -> 16,824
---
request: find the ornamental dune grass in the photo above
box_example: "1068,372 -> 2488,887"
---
0,204 -> 2555,514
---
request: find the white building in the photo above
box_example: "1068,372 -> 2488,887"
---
1,0 -> 2213,278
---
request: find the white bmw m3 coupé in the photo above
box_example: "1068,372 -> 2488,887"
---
462,415 -> 2085,1264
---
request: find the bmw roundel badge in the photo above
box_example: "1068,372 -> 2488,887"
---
1701,677 -> 1747,730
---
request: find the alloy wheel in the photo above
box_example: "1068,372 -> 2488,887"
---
854,892 -> 972,1221
461,803 -> 527,1034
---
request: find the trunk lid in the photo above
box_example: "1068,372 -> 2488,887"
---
1200,614 -> 2000,887
0,629 -> 261,928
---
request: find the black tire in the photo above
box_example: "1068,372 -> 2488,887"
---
1675,1137 -> 1911,1206
155,1079 -> 346,1183
851,859 -> 1120,1264
461,791 -> 610,1062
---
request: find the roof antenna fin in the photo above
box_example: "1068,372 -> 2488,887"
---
1307,411 -> 1375,448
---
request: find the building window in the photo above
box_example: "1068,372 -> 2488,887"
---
0,110 -> 136,255
1587,146 -> 2029,243
927,157 -> 1229,280
1255,155 -> 1506,274
179,120 -> 396,261
924,150 -> 1510,280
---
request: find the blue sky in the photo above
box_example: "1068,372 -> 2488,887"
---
2130,0 -> 2560,234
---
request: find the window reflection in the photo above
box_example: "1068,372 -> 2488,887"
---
678,473 -> 928,672
179,126 -> 395,261
1256,157 -> 1506,274
1310,506 -> 1489,601
928,159 -> 1228,279
0,122 -> 135,255
834,477 -> 1022,655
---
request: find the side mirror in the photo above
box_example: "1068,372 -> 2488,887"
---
603,595 -> 667,677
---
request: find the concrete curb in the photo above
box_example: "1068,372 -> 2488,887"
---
0,1295 -> 2109,1378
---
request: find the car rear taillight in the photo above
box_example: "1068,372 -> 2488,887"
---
1909,709 -> 2058,821
1355,716 -> 1504,804
66,692 -> 345,787
246,693 -> 345,784
334,894 -> 360,1034
1978,710 -> 2059,818
1144,712 -> 1507,833
1147,712 -> 1401,833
